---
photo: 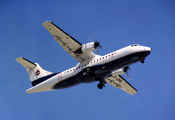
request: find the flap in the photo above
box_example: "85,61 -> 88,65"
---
105,75 -> 137,95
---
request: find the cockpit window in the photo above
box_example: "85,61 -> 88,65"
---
131,44 -> 140,47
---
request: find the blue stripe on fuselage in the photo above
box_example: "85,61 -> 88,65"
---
31,73 -> 59,86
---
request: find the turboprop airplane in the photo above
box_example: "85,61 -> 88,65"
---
16,21 -> 152,95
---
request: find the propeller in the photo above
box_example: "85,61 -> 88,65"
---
89,33 -> 104,55
123,66 -> 131,80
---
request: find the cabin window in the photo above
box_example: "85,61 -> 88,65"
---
79,66 -> 80,68
67,71 -> 69,73
100,58 -> 101,60
84,64 -> 86,66
87,63 -> 89,65
82,65 -> 83,67
94,60 -> 95,62
103,57 -> 104,59
106,56 -> 107,58
97,59 -> 98,61
91,62 -> 92,63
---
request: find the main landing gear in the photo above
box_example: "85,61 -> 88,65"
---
97,79 -> 106,89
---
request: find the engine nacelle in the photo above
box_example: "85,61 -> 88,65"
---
111,68 -> 125,76
81,42 -> 95,53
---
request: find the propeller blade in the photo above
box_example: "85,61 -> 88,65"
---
96,48 -> 99,55
128,67 -> 131,70
89,37 -> 93,42
95,33 -> 97,42
126,71 -> 130,80
98,45 -> 104,49
89,33 -> 104,55
124,66 -> 131,80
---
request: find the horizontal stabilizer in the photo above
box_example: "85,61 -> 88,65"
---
15,57 -> 36,69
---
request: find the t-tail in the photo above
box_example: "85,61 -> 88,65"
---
16,57 -> 57,93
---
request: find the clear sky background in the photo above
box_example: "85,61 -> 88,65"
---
0,0 -> 175,120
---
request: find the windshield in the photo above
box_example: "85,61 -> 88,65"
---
131,44 -> 140,47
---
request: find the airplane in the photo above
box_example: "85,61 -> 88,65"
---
15,21 -> 152,95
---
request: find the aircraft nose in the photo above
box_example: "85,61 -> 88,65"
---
144,47 -> 152,52
143,46 -> 152,58
149,47 -> 152,52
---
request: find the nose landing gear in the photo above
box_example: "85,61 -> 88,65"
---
139,56 -> 145,64
140,60 -> 144,63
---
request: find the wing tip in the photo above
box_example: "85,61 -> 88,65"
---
15,57 -> 23,61
42,21 -> 52,25
129,90 -> 138,95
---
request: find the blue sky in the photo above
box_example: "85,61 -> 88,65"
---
0,0 -> 175,120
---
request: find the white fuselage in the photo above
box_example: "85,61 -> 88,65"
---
26,44 -> 151,93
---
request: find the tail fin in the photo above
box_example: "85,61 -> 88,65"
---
16,57 -> 54,86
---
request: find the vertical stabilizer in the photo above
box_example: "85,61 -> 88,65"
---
15,57 -> 53,86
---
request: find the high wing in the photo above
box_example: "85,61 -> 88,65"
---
42,21 -> 95,62
104,75 -> 137,95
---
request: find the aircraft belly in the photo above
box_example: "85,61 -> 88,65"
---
52,70 -> 109,89
52,76 -> 79,89
52,51 -> 150,90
